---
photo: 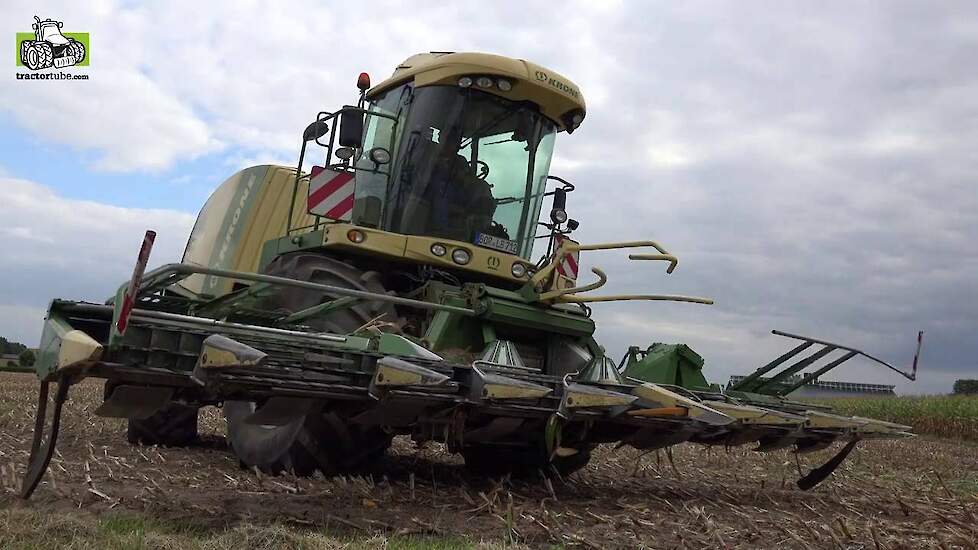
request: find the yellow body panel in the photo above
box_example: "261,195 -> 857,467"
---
320,222 -> 533,284
708,402 -> 806,426
805,410 -> 866,429
368,52 -> 586,131
483,382 -> 552,400
631,383 -> 731,425
180,165 -> 314,297
564,388 -> 635,409
57,329 -> 103,371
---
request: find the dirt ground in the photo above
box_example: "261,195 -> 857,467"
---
1,372 -> 976,549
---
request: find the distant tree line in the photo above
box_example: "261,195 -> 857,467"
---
1,336 -> 34,369
953,379 -> 978,395
0,336 -> 27,355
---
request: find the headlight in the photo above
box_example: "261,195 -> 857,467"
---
430,243 -> 447,257
511,263 -> 527,278
369,147 -> 391,165
497,79 -> 512,91
451,248 -> 471,265
347,230 -> 365,243
476,76 -> 493,88
458,76 -> 473,88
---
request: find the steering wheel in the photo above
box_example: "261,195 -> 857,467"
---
471,160 -> 490,181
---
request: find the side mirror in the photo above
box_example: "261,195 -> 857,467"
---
339,108 -> 364,147
302,120 -> 330,142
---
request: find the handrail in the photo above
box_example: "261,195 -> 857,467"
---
529,239 -> 679,290
557,294 -> 714,305
539,267 -> 608,301
528,238 -> 713,306
120,263 -> 477,317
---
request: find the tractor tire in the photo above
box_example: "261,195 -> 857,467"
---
260,251 -> 398,332
462,444 -> 592,478
224,252 -> 396,476
24,42 -> 53,71
127,404 -> 199,447
224,402 -> 393,475
68,40 -> 86,64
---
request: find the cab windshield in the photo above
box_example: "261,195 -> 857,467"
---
358,85 -> 556,259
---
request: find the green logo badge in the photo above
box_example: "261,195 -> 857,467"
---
16,16 -> 89,70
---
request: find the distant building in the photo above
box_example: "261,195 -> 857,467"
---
727,374 -> 895,398
1,353 -> 21,366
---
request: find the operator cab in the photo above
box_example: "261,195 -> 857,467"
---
355,82 -> 557,258
298,52 -> 585,265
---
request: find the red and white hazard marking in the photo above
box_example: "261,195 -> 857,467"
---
308,166 -> 355,221
554,235 -> 579,280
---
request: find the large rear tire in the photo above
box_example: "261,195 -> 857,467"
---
224,252 -> 396,475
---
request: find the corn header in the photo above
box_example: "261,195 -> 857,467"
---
22,52 -> 921,499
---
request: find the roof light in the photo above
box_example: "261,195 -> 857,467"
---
476,76 -> 493,88
497,79 -> 512,91
335,147 -> 354,161
357,72 -> 371,91
458,76 -> 473,88
451,248 -> 471,265
551,208 -> 568,224
430,243 -> 447,257
572,113 -> 584,125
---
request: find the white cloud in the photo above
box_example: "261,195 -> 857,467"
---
0,175 -> 195,345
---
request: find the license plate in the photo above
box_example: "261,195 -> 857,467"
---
54,55 -> 76,68
475,233 -> 519,255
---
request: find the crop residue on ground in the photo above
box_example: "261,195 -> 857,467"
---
1,372 -> 977,549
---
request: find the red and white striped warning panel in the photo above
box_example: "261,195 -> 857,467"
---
307,166 -> 355,221
554,235 -> 579,281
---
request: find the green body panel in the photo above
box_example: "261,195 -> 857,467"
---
374,333 -> 442,358
258,229 -> 327,273
475,297 -> 594,337
622,343 -> 711,391
424,310 -> 485,351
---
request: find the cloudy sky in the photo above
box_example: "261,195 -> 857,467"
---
1,1 -> 975,393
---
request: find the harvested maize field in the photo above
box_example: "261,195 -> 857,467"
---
1,372 -> 976,549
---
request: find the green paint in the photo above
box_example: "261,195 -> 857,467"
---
423,310 -> 483,351
476,297 -> 594,337
258,229 -> 326,272
623,343 -> 711,391
16,32 -> 90,67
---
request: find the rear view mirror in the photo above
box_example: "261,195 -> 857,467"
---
302,120 -> 330,142
339,108 -> 364,147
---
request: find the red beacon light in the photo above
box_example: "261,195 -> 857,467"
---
357,72 -> 371,91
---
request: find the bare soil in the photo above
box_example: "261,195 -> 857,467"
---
1,372 -> 976,549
